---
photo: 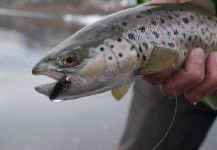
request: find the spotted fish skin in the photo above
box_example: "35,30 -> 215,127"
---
32,3 -> 217,101
110,3 -> 217,68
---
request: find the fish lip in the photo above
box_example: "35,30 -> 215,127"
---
33,69 -> 65,98
35,82 -> 56,98
33,69 -> 64,81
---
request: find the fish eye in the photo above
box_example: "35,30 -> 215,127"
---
65,56 -> 74,64
62,52 -> 78,67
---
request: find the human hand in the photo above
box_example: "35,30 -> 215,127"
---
143,0 -> 217,102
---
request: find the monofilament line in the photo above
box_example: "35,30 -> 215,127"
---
151,78 -> 178,150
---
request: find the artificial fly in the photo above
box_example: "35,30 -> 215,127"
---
49,76 -> 71,100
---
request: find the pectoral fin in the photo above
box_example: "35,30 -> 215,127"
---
136,47 -> 179,75
111,85 -> 130,101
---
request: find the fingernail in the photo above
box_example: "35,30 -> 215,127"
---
193,48 -> 205,64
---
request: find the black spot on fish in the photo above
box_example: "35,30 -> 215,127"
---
167,31 -> 171,36
207,16 -> 212,20
205,44 -> 208,48
131,45 -> 135,50
190,15 -> 194,20
211,42 -> 215,47
180,8 -> 184,12
108,56 -> 112,60
143,55 -> 147,61
183,17 -> 189,24
150,41 -> 157,46
174,30 -> 179,35
183,33 -> 186,38
110,45 -> 114,48
119,53 -> 123,57
162,41 -> 166,45
160,18 -> 165,24
188,36 -> 192,42
137,53 -> 140,58
117,38 -> 122,42
168,15 -> 173,20
194,35 -> 198,40
146,10 -> 152,14
201,28 -> 205,36
199,37 -> 203,42
153,31 -> 160,38
128,33 -> 135,40
174,14 -> 179,18
111,26 -> 116,30
139,47 -> 142,52
151,20 -> 157,25
136,15 -> 142,19
100,47 -> 104,51
143,43 -> 148,49
122,22 -> 127,27
168,43 -> 174,48
138,26 -> 146,33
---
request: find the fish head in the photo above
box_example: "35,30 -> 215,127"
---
32,32 -> 134,101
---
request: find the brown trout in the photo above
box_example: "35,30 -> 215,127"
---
32,3 -> 217,108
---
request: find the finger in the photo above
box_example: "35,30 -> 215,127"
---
185,52 -> 217,101
143,66 -> 175,85
160,48 -> 206,97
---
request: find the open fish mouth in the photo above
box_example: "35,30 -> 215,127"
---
32,69 -> 65,100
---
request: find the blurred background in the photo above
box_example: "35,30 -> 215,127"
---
0,0 -> 217,150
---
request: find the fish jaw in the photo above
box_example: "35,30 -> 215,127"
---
35,82 -> 56,98
32,60 -> 65,98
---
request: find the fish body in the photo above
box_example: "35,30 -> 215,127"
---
32,3 -> 217,104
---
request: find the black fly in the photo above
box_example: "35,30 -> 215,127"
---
49,76 -> 71,100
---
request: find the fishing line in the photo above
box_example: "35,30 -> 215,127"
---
151,78 -> 178,150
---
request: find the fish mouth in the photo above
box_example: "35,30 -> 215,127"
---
32,68 -> 64,99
